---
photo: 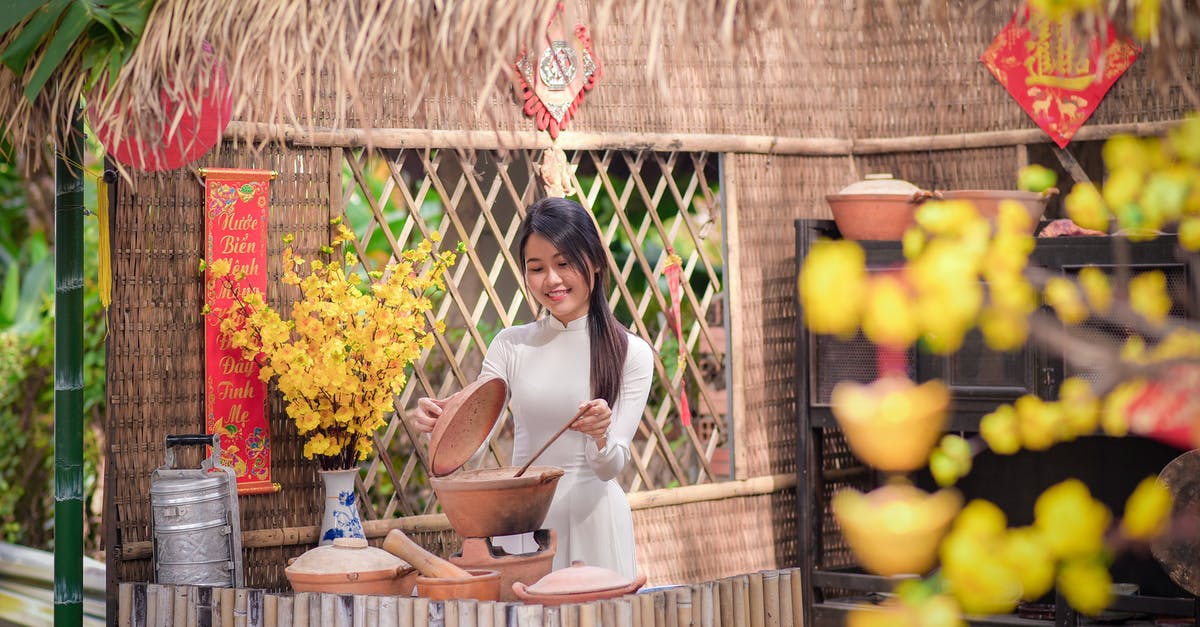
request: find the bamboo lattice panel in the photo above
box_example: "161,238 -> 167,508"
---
334,147 -> 730,521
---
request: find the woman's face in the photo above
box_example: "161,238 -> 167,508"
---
523,232 -> 593,324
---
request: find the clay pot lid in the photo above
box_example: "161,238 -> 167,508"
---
285,537 -> 410,575
834,173 -> 921,196
429,378 -> 507,477
524,561 -> 635,595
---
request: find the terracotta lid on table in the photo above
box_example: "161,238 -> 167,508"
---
428,377 -> 507,477
524,561 -> 637,595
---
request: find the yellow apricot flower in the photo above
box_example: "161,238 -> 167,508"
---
1043,277 -> 1088,325
1064,183 -> 1109,232
1057,558 -> 1112,616
1002,527 -> 1055,600
1120,476 -> 1173,540
208,258 -> 232,279
996,199 -> 1034,235
1058,377 -> 1100,437
940,532 -> 1022,616
1015,395 -> 1062,451
1129,270 -> 1172,325
915,200 -> 982,236
798,239 -> 867,337
862,274 -> 919,349
1034,479 -> 1111,559
1180,216 -> 1200,251
1077,267 -> 1112,314
980,404 -> 1021,455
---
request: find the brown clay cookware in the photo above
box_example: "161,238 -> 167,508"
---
511,561 -> 647,605
825,174 -> 934,240
284,537 -> 417,595
382,529 -> 502,600
426,377 -> 564,538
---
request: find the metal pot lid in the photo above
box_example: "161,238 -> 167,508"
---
429,378 -> 507,477
150,475 -> 227,493
285,537 -> 410,575
525,561 -> 635,595
1151,449 -> 1200,595
836,173 -> 921,196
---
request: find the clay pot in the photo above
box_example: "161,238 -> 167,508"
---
284,537 -> 417,595
431,466 -> 564,538
415,569 -> 502,601
938,189 -> 1057,231
512,561 -> 647,605
826,174 -> 933,240
450,529 -> 557,602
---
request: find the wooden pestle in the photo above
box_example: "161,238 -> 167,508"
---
382,529 -> 472,579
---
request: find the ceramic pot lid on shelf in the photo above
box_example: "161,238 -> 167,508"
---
428,378 -> 508,477
835,173 -> 922,196
286,537 -> 411,575
524,561 -> 635,595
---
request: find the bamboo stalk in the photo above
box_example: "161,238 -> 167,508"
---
638,593 -> 655,627
377,596 -> 398,627
749,573 -> 764,627
413,597 -> 430,627
665,590 -> 678,627
655,592 -> 667,627
235,589 -> 248,627
777,572 -> 793,627
397,596 -> 414,627
174,586 -> 189,627
718,579 -> 733,627
616,598 -> 634,627
788,569 -> 804,627
145,583 -> 158,627
579,602 -> 597,627
559,602 -> 576,627
700,583 -> 715,627
223,119 -> 1184,156
157,584 -> 174,627
119,583 -> 133,627
722,153 -> 747,480
354,595 -> 368,627
264,594 -> 278,627
308,591 -> 322,627
627,474 -> 796,510
292,592 -> 309,627
277,594 -> 292,627
675,588 -> 692,627
732,577 -> 748,627
762,572 -> 780,627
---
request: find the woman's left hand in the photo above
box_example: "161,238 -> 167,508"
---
571,399 -> 612,447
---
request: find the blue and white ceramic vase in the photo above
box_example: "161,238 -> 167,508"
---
318,468 -> 365,545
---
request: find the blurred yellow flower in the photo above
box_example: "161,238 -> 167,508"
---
1129,270 -> 1172,325
1101,379 -> 1145,437
1064,183 -> 1109,232
979,306 -> 1029,352
996,200 -> 1034,235
980,404 -> 1021,455
1057,558 -> 1112,616
1043,277 -> 1088,325
1002,527 -> 1055,600
1058,377 -> 1100,438
1034,479 -> 1111,559
1015,395 -> 1061,451
862,274 -> 920,349
1179,216 -> 1200,251
799,239 -> 867,337
1077,267 -> 1112,314
1121,476 -> 1173,540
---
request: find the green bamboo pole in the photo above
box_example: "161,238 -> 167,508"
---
54,109 -> 84,625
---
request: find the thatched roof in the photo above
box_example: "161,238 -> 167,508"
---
2,0 -> 1197,161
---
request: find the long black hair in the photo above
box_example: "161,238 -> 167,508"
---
516,197 -> 629,407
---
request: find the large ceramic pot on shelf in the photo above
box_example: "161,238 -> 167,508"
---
825,174 -> 934,241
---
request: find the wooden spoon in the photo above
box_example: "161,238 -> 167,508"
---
514,405 -> 589,478
382,529 -> 471,579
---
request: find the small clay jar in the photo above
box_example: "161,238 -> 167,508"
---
512,561 -> 647,605
285,537 -> 418,595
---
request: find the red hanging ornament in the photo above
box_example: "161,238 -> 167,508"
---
514,3 -> 601,139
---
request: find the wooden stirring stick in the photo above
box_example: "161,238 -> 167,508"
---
514,405 -> 590,478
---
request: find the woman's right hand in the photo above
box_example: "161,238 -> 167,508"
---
411,397 -> 447,434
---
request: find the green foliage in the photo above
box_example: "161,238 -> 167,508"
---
0,0 -> 154,100
0,136 -> 106,552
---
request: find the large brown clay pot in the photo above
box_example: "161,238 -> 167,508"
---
826,174 -> 933,240
431,466 -> 563,538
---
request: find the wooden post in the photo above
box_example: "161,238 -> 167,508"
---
718,578 -> 733,627
721,153 -> 747,478
749,573 -> 764,627
788,569 -> 804,627
222,587 -> 236,627
157,583 -> 174,627
732,577 -> 748,626
173,585 -> 189,627
119,582 -> 134,627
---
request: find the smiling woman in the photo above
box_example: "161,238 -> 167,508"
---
413,197 -> 654,579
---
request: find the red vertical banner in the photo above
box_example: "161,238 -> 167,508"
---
201,168 -> 279,495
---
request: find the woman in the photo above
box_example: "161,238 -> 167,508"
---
412,197 -> 653,578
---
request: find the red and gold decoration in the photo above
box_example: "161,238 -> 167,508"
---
515,2 -> 601,138
1125,365 -> 1200,450
202,168 -> 278,494
663,248 -> 691,427
982,6 -> 1139,148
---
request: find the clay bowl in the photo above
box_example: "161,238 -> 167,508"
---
432,466 -> 564,538
285,537 -> 418,596
826,193 -> 932,240
938,189 -> 1056,231
415,568 -> 501,601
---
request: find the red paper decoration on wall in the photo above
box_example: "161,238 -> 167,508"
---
514,2 -> 601,138
982,6 -> 1139,148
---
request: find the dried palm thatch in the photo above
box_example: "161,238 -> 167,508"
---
0,0 -> 807,164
